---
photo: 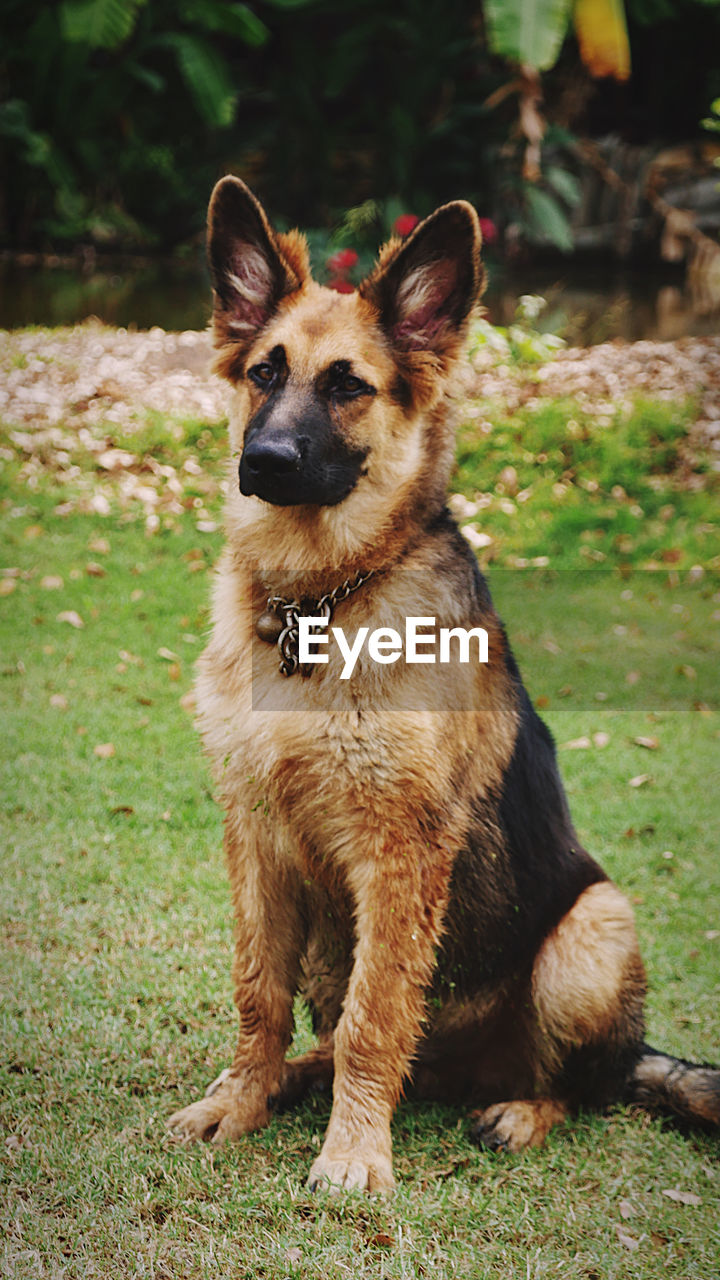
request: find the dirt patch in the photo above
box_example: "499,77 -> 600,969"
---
1,320 -> 719,464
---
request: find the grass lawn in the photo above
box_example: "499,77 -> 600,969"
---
1,357 -> 719,1277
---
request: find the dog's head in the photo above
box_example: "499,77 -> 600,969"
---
208,177 -> 484,520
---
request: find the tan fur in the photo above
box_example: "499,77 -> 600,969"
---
167,182 -> 518,1190
532,882 -> 646,1081
166,179 -> 708,1192
471,1099 -> 569,1153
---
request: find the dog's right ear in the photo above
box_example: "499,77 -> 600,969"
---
208,176 -> 309,367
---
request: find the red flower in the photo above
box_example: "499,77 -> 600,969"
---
478,217 -> 498,246
328,277 -> 355,293
326,248 -> 358,274
394,213 -> 419,237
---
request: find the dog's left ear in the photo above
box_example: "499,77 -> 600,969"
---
359,201 -> 484,359
208,176 -> 309,365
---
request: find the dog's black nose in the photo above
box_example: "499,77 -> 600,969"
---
243,435 -> 302,481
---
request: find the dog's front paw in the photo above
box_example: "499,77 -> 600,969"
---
168,1071 -> 270,1144
307,1147 -> 395,1195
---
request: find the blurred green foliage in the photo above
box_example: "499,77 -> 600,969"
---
1,0 -> 719,253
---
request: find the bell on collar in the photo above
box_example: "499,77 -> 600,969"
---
255,609 -> 284,644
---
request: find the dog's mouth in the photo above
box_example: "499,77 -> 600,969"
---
239,438 -> 368,508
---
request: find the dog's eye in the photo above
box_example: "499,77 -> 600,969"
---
249,362 -> 275,388
334,373 -> 373,399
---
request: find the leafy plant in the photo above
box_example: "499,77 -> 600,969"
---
702,97 -> 720,170
469,294 -> 566,365
483,0 -> 631,80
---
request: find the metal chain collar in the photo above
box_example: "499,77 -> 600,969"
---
262,569 -> 374,677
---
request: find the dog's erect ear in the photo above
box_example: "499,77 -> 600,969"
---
359,202 -> 484,359
208,176 -> 309,360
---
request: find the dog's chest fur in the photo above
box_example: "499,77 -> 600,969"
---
194,542 -> 519,883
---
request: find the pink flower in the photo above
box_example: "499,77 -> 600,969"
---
326,248 -> 358,274
478,217 -> 498,246
394,214 -> 419,237
328,277 -> 355,293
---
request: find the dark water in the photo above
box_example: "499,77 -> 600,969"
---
1,256 -> 717,344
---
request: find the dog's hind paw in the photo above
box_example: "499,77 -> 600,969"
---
168,1072 -> 270,1144
469,1098 -> 568,1153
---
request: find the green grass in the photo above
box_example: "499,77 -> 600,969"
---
455,396 -> 719,570
1,374 -> 719,1277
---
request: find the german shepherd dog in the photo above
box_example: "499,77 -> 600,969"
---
168,177 -> 720,1192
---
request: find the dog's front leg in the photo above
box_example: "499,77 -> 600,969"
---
308,837 -> 451,1194
169,813 -> 303,1144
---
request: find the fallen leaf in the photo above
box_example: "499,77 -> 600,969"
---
561,736 -> 591,750
88,536 -> 111,554
41,575 -> 63,590
94,742 -> 115,759
111,805 -> 134,815
626,670 -> 640,685
615,1224 -> 640,1251
85,562 -> 106,577
677,664 -> 697,680
285,1247 -> 303,1267
118,650 -> 142,665
24,524 -> 43,540
449,493 -> 479,519
461,525 -> 493,550
157,647 -> 179,662
661,1188 -> 702,1206
0,579 -> 17,596
619,1198 -> 635,1219
634,736 -> 659,750
49,694 -> 68,710
57,610 -> 84,629
372,1232 -> 395,1247
97,448 -> 137,470
593,732 -> 610,748
705,930 -> 719,940
628,774 -> 652,788
535,695 -> 550,709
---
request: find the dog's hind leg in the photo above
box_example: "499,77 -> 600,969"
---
471,881 -> 647,1152
272,1040 -> 335,1109
169,810 -> 305,1144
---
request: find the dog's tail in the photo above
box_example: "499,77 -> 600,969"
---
628,1044 -> 720,1126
